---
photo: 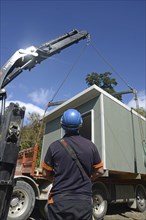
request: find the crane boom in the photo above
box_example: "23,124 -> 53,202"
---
0,29 -> 89,89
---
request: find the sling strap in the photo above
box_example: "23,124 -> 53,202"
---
60,138 -> 89,180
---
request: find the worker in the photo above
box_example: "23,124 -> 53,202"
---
42,108 -> 104,220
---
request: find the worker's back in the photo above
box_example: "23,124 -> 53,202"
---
44,133 -> 101,202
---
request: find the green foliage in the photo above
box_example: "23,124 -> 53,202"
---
20,112 -> 44,167
134,107 -> 146,118
85,72 -> 122,101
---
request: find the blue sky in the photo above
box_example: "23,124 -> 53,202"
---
0,0 -> 145,120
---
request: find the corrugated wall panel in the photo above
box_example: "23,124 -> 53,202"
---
41,117 -> 61,162
103,95 -> 135,173
131,112 -> 146,174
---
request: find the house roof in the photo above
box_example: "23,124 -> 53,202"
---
44,85 -> 145,123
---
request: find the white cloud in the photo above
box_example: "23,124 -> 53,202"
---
127,90 -> 146,110
7,93 -> 13,100
28,88 -> 55,105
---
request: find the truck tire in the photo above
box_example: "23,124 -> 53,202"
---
136,185 -> 146,212
92,189 -> 108,220
8,180 -> 35,220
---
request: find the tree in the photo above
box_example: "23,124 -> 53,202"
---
134,107 -> 146,118
85,72 -> 122,101
20,112 -> 44,167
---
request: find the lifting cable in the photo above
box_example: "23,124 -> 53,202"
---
50,42 -> 90,103
90,42 -> 146,154
35,41 -> 89,146
90,42 -> 133,90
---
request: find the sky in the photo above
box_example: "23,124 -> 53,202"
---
0,0 -> 146,122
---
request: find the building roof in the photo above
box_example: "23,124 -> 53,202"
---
44,85 -> 145,123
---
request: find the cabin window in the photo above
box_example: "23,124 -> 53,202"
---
80,111 -> 92,141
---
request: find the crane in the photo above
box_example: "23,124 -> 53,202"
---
0,29 -> 89,220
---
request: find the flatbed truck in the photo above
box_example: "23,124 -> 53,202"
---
9,85 -> 146,220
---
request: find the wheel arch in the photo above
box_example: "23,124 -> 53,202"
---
135,183 -> 146,195
14,175 -> 40,199
92,181 -> 110,202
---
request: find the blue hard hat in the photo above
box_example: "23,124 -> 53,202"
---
60,109 -> 83,131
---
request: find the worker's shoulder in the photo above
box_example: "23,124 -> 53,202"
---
74,135 -> 95,146
49,139 -> 60,148
79,135 -> 98,150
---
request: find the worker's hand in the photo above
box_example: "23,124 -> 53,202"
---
42,168 -> 54,183
91,166 -> 104,182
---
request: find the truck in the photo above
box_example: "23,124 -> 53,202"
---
9,85 -> 146,220
0,29 -> 89,220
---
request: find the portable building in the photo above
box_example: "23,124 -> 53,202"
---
41,85 -> 146,175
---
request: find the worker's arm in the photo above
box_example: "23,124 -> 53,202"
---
91,162 -> 104,182
42,161 -> 54,183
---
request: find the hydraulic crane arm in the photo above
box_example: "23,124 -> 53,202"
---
0,29 -> 89,89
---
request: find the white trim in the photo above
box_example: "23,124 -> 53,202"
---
61,127 -> 65,138
100,93 -> 106,168
91,109 -> 95,143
